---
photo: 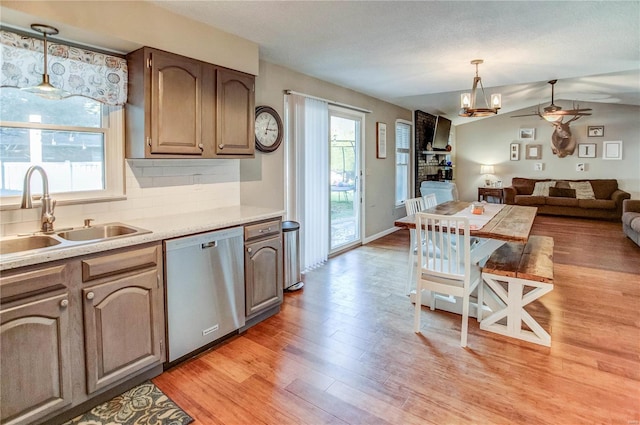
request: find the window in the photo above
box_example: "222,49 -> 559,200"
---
395,120 -> 411,206
0,88 -> 124,205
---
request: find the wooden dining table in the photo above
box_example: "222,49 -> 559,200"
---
394,201 -> 537,243
394,200 -> 538,316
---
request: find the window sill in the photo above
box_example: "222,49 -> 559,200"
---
0,195 -> 127,211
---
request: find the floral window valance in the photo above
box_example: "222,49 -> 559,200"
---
0,30 -> 127,106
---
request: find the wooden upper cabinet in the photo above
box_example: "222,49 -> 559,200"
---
126,47 -> 204,158
151,51 -> 203,155
126,47 -> 255,158
216,68 -> 255,156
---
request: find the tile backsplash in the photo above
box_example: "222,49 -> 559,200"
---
1,159 -> 241,236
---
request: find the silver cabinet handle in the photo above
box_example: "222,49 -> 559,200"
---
247,247 -> 252,253
60,299 -> 69,308
198,143 -> 204,151
86,292 -> 95,300
218,144 -> 224,149
259,227 -> 272,233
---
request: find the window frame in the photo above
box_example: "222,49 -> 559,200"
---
395,119 -> 412,207
0,102 -> 125,209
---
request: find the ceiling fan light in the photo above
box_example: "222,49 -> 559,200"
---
543,114 -> 562,122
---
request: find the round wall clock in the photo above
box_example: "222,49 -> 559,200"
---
254,106 -> 283,153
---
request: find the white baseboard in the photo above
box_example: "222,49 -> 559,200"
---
363,226 -> 401,244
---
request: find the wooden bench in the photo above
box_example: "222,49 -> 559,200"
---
480,235 -> 554,346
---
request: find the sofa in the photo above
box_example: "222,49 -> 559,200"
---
503,178 -> 630,220
622,199 -> 640,246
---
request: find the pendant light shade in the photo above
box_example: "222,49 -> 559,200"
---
21,24 -> 70,100
459,59 -> 501,118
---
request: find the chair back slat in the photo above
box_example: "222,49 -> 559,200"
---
405,197 -> 425,216
416,213 -> 471,282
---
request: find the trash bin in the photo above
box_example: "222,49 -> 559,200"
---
282,220 -> 303,291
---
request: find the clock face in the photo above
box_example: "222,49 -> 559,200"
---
254,106 -> 283,152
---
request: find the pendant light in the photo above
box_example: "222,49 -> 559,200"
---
459,59 -> 501,117
21,24 -> 69,100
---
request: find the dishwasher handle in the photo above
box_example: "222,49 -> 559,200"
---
201,240 -> 218,249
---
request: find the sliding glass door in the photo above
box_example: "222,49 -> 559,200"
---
329,107 -> 362,252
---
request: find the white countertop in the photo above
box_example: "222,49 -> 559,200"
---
0,205 -> 284,271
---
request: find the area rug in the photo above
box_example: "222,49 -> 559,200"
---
63,381 -> 193,425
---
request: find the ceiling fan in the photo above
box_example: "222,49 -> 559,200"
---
512,79 -> 592,122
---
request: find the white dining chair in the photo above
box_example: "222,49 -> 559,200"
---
405,197 -> 426,252
405,197 -> 425,216
422,193 -> 437,209
413,212 -> 481,347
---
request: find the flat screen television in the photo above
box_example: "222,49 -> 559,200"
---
431,116 -> 451,150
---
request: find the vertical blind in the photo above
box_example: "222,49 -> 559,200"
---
395,121 -> 411,205
285,93 -> 330,271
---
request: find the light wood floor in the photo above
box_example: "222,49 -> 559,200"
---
154,215 -> 640,424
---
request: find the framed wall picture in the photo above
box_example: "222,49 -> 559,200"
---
587,126 -> 604,137
578,143 -> 596,158
602,141 -> 622,160
376,122 -> 387,159
519,128 -> 535,140
510,142 -> 520,161
525,144 -> 542,160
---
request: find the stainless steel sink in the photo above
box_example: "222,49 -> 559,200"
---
0,235 -> 61,255
56,223 -> 144,241
0,222 -> 151,259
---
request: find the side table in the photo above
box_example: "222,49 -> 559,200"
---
478,187 -> 504,204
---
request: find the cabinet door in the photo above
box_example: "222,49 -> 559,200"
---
216,68 -> 255,156
1,293 -> 72,425
245,236 -> 283,317
83,269 -> 163,394
151,50 -> 203,155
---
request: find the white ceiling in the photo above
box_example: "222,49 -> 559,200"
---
151,1 -> 640,125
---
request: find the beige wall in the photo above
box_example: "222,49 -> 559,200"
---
243,60 -> 413,239
455,102 -> 640,201
0,1 -> 258,74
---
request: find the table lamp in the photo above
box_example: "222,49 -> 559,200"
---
480,165 -> 495,187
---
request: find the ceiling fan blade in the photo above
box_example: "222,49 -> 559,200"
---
510,113 -> 539,118
544,110 -> 592,116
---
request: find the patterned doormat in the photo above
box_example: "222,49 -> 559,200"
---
63,381 -> 193,425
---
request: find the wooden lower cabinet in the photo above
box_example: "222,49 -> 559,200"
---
0,242 -> 165,424
244,220 -> 283,318
0,292 -> 72,425
83,268 -> 163,394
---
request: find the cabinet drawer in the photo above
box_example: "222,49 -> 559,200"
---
244,220 -> 281,241
0,264 -> 68,305
82,245 -> 159,282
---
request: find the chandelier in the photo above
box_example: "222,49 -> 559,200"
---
459,59 -> 501,117
22,24 -> 70,100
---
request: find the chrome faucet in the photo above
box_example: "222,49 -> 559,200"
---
21,165 -> 56,233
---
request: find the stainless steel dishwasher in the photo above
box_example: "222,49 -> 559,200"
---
165,226 -> 245,363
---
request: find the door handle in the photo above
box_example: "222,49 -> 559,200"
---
201,241 -> 218,249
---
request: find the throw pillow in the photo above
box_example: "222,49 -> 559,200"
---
549,187 -> 576,198
532,181 -> 557,197
569,181 -> 596,199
